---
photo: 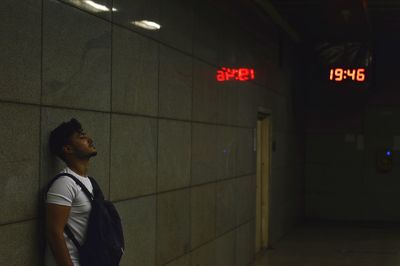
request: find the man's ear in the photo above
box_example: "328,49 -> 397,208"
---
62,144 -> 74,155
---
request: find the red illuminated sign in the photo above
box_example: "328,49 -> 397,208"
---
329,68 -> 366,82
216,67 -> 255,82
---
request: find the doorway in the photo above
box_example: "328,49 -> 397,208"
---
255,112 -> 271,253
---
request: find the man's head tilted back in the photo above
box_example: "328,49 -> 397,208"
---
49,118 -> 97,163
49,118 -> 83,163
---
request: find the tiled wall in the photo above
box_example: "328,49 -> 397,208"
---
0,0 -> 303,265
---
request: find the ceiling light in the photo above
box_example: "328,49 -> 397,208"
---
131,20 -> 161,31
84,0 -> 111,12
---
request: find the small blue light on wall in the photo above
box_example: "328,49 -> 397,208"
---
376,148 -> 393,173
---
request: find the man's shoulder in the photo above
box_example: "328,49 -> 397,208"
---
46,172 -> 81,204
48,173 -> 80,192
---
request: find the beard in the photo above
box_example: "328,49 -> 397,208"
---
75,149 -> 97,159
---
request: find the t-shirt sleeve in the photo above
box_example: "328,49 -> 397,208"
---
46,177 -> 77,206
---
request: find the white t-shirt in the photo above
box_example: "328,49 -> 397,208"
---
45,167 -> 93,266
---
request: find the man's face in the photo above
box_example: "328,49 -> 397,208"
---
65,130 -> 97,159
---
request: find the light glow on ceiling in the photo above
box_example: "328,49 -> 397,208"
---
84,0 -> 117,12
131,20 -> 161,31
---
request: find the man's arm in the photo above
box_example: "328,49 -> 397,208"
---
46,203 -> 74,266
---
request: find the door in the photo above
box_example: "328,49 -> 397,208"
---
255,113 -> 271,253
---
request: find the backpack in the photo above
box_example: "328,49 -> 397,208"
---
46,173 -> 125,266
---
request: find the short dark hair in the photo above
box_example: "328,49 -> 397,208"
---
49,118 -> 83,162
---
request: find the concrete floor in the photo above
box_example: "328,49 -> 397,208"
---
251,222 -> 400,266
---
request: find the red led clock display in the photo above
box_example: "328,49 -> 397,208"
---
329,68 -> 366,82
216,67 -> 255,82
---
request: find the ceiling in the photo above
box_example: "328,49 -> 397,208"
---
215,0 -> 400,43
263,0 -> 400,42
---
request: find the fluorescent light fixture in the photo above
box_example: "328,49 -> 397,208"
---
84,0 -> 112,12
131,20 -> 161,31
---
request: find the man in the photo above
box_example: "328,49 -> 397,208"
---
45,118 -> 97,266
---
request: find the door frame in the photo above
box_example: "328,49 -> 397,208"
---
255,108 -> 272,253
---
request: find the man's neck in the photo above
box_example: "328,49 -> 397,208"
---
67,160 -> 90,177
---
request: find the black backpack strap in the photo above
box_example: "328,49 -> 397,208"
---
64,225 -> 81,249
47,173 -> 94,201
87,176 -> 105,200
45,173 -> 69,194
